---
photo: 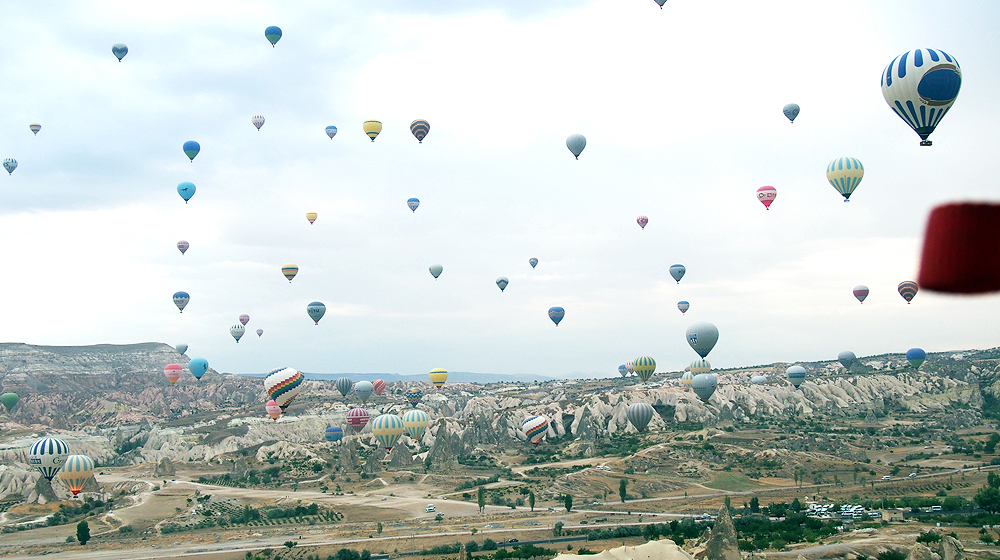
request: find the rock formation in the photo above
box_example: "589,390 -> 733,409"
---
702,507 -> 740,560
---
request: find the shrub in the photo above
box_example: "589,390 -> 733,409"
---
916,533 -> 942,544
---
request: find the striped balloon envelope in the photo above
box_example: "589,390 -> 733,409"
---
626,403 -> 654,433
335,377 -> 353,398
325,126 -> 338,139
57,455 -> 94,496
265,400 -> 281,420
429,368 -> 448,388
626,361 -> 634,374
177,240 -> 189,255
371,414 -> 404,450
882,49 -> 961,146
826,157 -> 864,202
410,120 -> 430,143
757,186 -> 777,209
239,314 -> 250,326
404,387 -> 423,408
347,408 -> 371,433
164,363 -> 182,385
29,437 -> 69,481
325,426 -> 344,442
402,409 -> 430,440
521,415 -> 548,445
637,215 -> 648,230
689,359 -> 711,374
281,264 -> 298,282
618,364 -> 628,377
853,285 -> 869,303
172,291 -> 190,313
548,306 -> 565,326
29,123 -> 40,135
363,120 -> 382,142
633,356 -> 656,383
252,115 -> 265,130
306,212 -> 317,224
407,198 -> 420,212
372,379 -> 387,396
263,367 -> 304,410
898,281 -> 918,303
3,158 -> 16,175
680,371 -> 694,387
678,301 -> 690,314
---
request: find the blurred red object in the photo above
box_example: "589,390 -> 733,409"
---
918,202 -> 1000,294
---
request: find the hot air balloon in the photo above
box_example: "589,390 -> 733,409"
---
637,216 -> 649,230
281,264 -> 298,282
175,343 -> 188,354
627,403 -> 654,433
751,375 -> 768,384
429,264 -> 443,279
626,361 -> 634,374
669,264 -> 686,283
265,400 -> 282,420
264,367 -> 304,410
29,438 -> 69,481
265,26 -> 282,47
757,186 -> 777,209
373,379 -> 387,396
363,120 -> 382,142
898,281 -> 918,303
29,123 -> 40,135
686,322 -> 719,358
58,454 -> 95,496
252,115 -> 265,130
410,120 -> 430,143
307,301 -> 326,324
3,159 -> 17,175
654,0 -> 667,8
183,141 -> 200,162
58,453 -> 94,494
566,134 -> 586,159
786,365 -> 806,388
177,182 -> 196,203
407,198 -> 420,212
853,285 -> 869,303
256,329 -> 263,337
325,126 -> 338,139
681,371 -> 694,387
354,380 -> 374,403
882,49 -> 961,146
689,359 -> 711,374
548,307 -> 565,326
0,392 -> 17,412
189,358 -> 209,380
347,408 -> 370,433
429,368 -> 448,388
691,373 -> 717,402
906,348 -> 926,368
371,414 -> 405,450
633,356 -> 656,383
112,43 -> 128,61
782,104 -> 800,123
335,377 -> 353,398
172,291 -> 190,313
238,314 -> 250,326
826,157 -> 864,202
529,258 -> 538,268
403,409 -> 429,440
230,324 -> 245,343
618,364 -> 628,377
496,277 -> 509,292
325,426 -> 344,442
838,351 -> 856,369
521,415 -> 548,445
164,364 -> 182,385
678,301 -> 690,314
404,387 -> 423,408
306,212 -> 317,224
177,240 -> 189,255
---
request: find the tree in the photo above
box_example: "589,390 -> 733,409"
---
554,522 -> 564,537
467,540 -> 480,553
377,521 -> 383,534
529,491 -> 535,512
284,541 -> 296,550
564,494 -> 573,512
483,539 -> 497,551
989,471 -> 1000,489
724,496 -> 731,512
620,479 -> 628,503
749,497 -> 760,513
974,484 -> 1000,513
478,486 -> 486,514
789,498 -> 802,513
76,521 -> 90,546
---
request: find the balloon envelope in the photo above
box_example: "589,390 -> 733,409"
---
637,216 -> 648,229
239,314 -> 250,326
307,301 -> 326,324
306,212 -> 317,224
882,49 -> 961,146
826,157 -> 864,201
265,400 -> 282,421
164,364 -> 182,385
853,285 -> 869,303
686,322 -> 719,358
373,379 -> 387,395
626,361 -> 634,374
3,159 -> 16,175
669,264 -> 686,283
175,343 -> 187,354
429,264 -> 443,279
347,408 -> 371,433
58,455 -> 95,496
325,126 -> 338,139
751,375 -> 768,384
906,348 -> 926,368
281,264 -> 298,282
521,415 -> 548,444
189,358 -> 209,380
182,141 -> 200,162
354,380 -> 374,403
410,120 -> 430,143
782,103 -> 800,122
264,26 -> 282,46
230,324 -> 245,343
335,377 -> 354,398
689,359 -> 711,374
0,392 -> 18,412
177,240 -> 189,254
325,426 -> 344,442
757,186 -> 777,209
363,120 -> 382,141
496,277 -> 508,292
172,291 -> 190,313
429,368 -> 448,388
618,364 -> 628,377
403,409 -> 430,440
407,198 -> 420,212
677,301 -> 690,314
112,43 -> 128,61
681,371 -> 694,387
29,123 -> 41,135
898,281 -> 918,303
566,134 -> 586,159
529,258 -> 538,268
256,328 -> 263,337
177,182 -> 196,203
252,115 -> 265,130
838,351 -> 856,369
404,387 -> 423,407
626,402 -> 654,432
691,373 -> 718,402
633,356 -> 656,383
371,414 -> 405,450
548,306 -> 565,326
786,365 -> 806,388
264,367 -> 304,409
29,437 -> 69,481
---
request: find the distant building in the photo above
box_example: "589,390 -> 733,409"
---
880,509 -> 905,522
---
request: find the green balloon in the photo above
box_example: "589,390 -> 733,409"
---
1,392 -> 18,412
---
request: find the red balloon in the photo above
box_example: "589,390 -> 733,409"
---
757,186 -> 777,209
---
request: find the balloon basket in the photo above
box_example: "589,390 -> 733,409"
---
920,140 -> 933,146
918,202 -> 1000,293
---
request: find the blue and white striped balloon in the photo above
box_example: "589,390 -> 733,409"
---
825,157 -> 864,202
29,437 -> 69,481
402,409 -> 429,440
882,49 -> 961,146
371,414 -> 404,450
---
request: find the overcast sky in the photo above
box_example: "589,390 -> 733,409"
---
0,1 -> 997,377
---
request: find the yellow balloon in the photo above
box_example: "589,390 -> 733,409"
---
58,455 -> 94,496
306,212 -> 317,224
429,368 -> 448,388
363,120 -> 382,142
